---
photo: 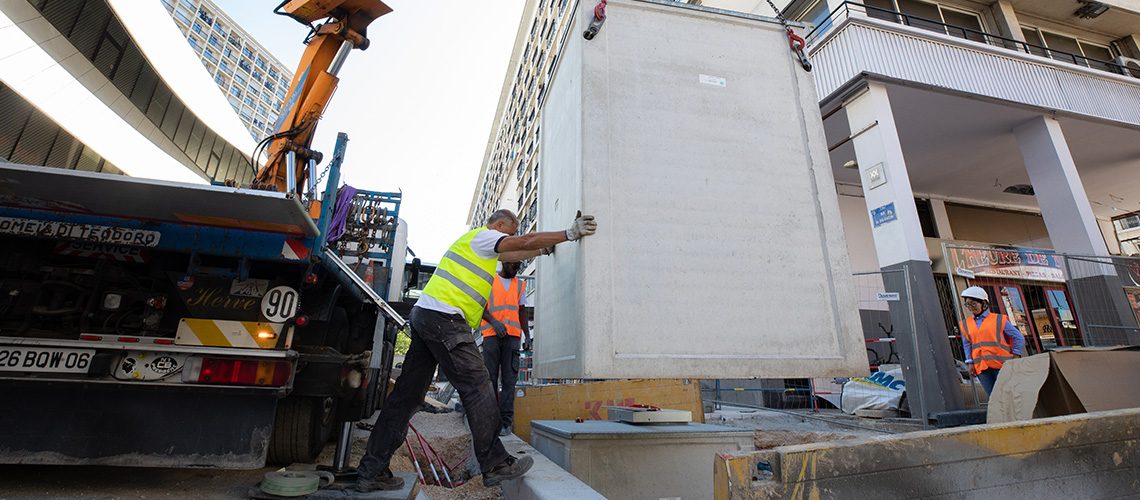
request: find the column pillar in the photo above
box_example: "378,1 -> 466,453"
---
990,0 -> 1026,43
1013,116 -> 1140,345
930,199 -> 955,240
846,83 -> 965,416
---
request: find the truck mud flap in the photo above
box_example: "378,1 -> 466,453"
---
0,383 -> 277,469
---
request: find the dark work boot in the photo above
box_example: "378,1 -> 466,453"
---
482,455 -> 534,487
355,468 -> 405,492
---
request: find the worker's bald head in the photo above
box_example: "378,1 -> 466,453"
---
487,209 -> 519,234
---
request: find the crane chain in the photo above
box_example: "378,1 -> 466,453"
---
764,0 -> 812,72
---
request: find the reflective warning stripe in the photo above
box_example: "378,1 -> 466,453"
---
443,251 -> 494,284
490,305 -> 519,313
176,319 -> 285,349
433,269 -> 488,308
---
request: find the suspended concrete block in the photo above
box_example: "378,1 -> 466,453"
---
535,0 -> 867,379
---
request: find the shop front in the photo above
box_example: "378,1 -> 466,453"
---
938,243 -> 1083,356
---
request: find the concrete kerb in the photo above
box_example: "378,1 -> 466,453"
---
498,434 -> 604,500
715,408 -> 1140,499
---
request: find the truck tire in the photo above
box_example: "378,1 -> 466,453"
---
267,396 -> 336,464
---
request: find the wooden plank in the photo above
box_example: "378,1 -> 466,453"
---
512,379 -> 704,443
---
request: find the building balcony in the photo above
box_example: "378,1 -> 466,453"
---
806,2 -> 1140,127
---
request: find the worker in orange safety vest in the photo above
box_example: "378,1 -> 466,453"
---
478,260 -> 530,437
959,286 -> 1025,395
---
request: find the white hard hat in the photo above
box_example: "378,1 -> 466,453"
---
961,286 -> 988,302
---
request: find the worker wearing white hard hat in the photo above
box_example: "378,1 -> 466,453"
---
958,286 -> 1025,395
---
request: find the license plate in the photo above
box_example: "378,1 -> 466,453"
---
0,346 -> 95,373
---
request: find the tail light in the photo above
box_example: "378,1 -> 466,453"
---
146,296 -> 167,310
182,357 -> 292,387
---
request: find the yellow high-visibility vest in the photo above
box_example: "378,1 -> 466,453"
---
420,228 -> 498,328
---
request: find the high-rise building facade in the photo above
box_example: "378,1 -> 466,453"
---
1,0 -> 257,184
469,0 -> 717,255
161,0 -> 293,141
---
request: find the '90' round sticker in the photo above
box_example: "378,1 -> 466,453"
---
261,286 -> 299,322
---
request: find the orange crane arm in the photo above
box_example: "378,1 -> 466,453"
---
252,0 -> 392,194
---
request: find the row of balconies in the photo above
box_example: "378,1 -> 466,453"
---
806,2 -> 1140,127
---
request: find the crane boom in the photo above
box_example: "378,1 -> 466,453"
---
252,0 -> 392,194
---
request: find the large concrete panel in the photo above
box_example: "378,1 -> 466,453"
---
536,0 -> 865,378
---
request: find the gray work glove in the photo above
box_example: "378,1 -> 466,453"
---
565,211 -> 598,241
492,320 -> 508,338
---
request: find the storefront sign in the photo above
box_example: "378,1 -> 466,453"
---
946,245 -> 1064,283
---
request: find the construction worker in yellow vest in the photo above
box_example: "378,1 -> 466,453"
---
478,260 -> 529,437
354,208 -> 597,492
959,286 -> 1025,396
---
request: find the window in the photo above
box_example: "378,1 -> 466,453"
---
219,60 -> 231,74
191,22 -> 205,36
229,86 -> 241,98
255,57 -> 267,71
197,8 -> 214,26
238,59 -> 252,73
801,0 -> 833,38
242,47 -> 254,59
234,72 -> 247,87
208,34 -> 221,49
251,70 -> 263,82
174,5 -> 193,25
214,73 -> 225,86
188,36 -> 201,51
268,68 -> 279,81
244,95 -> 255,107
869,0 -> 985,42
203,48 -> 218,63
223,45 -> 235,60
228,33 -> 242,48
1022,26 -> 1118,71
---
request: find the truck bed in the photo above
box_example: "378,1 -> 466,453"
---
0,162 -> 318,238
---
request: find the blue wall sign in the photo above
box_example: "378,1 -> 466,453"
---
871,203 -> 897,228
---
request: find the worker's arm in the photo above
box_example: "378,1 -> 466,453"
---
1002,318 -> 1026,356
497,248 -> 546,263
519,305 -> 530,341
482,308 -> 507,338
496,214 -> 597,259
961,324 -> 972,363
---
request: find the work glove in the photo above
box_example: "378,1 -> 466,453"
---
565,211 -> 598,241
540,246 -> 556,256
523,339 -> 532,351
492,320 -> 508,338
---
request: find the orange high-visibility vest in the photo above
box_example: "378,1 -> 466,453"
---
960,313 -> 1015,375
479,277 -> 526,338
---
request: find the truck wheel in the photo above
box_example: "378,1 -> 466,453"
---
266,396 -> 336,464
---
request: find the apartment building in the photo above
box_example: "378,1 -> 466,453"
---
780,0 -> 1140,410
1,0 -> 257,184
161,0 -> 293,141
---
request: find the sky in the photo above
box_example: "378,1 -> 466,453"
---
215,1 -> 526,263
